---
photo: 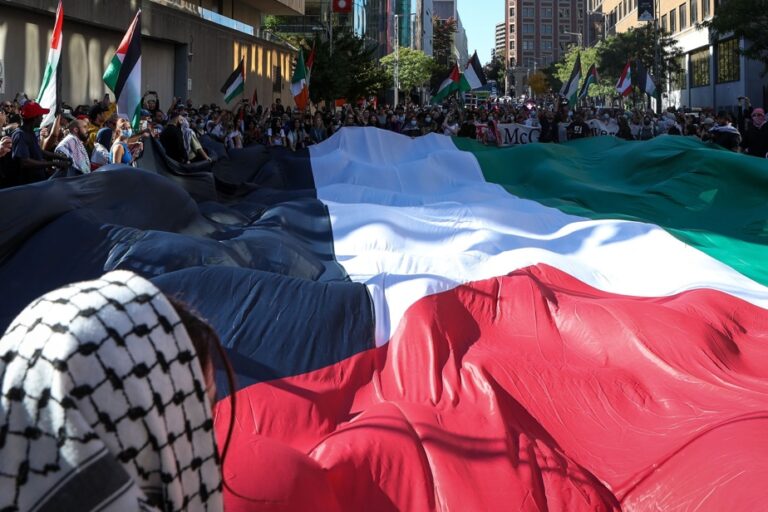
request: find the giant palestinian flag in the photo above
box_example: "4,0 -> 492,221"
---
2,131 -> 768,511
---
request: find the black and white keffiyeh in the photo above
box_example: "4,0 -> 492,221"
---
0,271 -> 223,511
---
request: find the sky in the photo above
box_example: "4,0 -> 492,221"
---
457,0 -> 505,65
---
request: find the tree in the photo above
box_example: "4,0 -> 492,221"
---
381,47 -> 434,96
430,16 -> 458,92
484,56 -> 506,84
432,16 -> 457,67
527,71 -> 550,96
597,24 -> 683,90
704,0 -> 768,72
306,28 -> 387,105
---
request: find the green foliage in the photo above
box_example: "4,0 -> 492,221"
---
703,0 -> 768,72
597,24 -> 682,87
381,47 -> 434,93
306,28 -> 386,104
432,17 -> 457,67
484,56 -> 506,84
553,25 -> 683,100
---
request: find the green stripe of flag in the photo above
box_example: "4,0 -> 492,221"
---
453,135 -> 768,287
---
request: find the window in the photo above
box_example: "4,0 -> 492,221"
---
702,0 -> 710,18
669,8 -> 676,32
661,14 -> 668,32
690,0 -> 698,24
542,7 -> 553,18
542,40 -> 553,50
717,38 -> 740,83
522,40 -> 535,50
679,4 -> 687,30
690,47 -> 710,87
542,24 -> 553,35
523,7 -> 535,17
273,66 -> 282,92
523,23 -> 534,34
670,56 -> 686,90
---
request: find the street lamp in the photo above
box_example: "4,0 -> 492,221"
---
562,31 -> 583,49
393,12 -> 417,107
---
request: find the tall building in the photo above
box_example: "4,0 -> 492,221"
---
495,22 -> 506,63
504,0 -> 586,97
0,0 -> 303,106
270,0 -> 390,58
596,0 -> 768,112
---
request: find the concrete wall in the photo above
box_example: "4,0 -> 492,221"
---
0,0 -> 297,108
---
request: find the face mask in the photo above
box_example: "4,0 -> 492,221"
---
123,128 -> 133,138
410,120 -> 417,126
425,117 -> 431,122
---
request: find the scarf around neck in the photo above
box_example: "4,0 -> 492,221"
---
0,270 -> 223,512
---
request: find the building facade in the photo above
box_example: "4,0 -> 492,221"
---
595,0 -> 768,111
504,0 -> 587,98
0,0 -> 303,107
495,21 -> 506,62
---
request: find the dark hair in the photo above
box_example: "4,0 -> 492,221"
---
167,298 -> 237,479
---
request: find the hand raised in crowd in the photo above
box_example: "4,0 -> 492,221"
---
0,136 -> 12,158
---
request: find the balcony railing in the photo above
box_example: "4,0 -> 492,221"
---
150,0 -> 254,36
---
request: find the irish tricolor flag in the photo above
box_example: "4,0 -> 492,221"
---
36,0 -> 63,128
221,58 -> 245,104
3,130 -> 768,511
103,10 -> 142,131
291,50 -> 309,111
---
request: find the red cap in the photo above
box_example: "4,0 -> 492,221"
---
20,101 -> 50,119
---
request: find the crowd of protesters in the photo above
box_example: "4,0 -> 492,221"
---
2,89 -> 768,189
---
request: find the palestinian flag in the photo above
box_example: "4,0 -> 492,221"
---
221,58 -> 245,104
579,63 -> 598,99
431,63 -> 461,104
291,50 -> 309,110
616,59 -> 632,97
36,0 -> 63,128
560,53 -> 582,106
634,58 -> 657,97
460,51 -> 487,91
103,10 -> 142,131
3,132 -> 768,511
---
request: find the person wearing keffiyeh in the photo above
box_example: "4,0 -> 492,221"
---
54,118 -> 91,175
0,270 -> 223,511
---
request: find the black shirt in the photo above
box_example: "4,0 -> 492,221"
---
159,123 -> 187,163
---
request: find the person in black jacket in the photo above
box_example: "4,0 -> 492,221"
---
159,112 -> 187,163
741,108 -> 768,158
709,111 -> 742,152
539,110 -> 559,143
